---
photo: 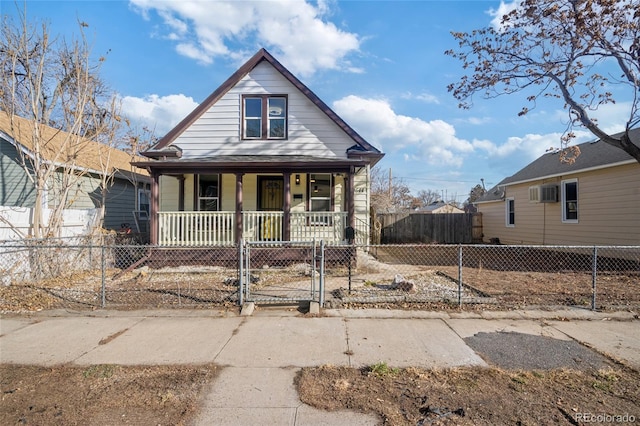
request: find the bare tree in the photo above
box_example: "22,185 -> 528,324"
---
370,166 -> 416,213
446,0 -> 640,162
416,189 -> 441,207
0,7 -> 118,238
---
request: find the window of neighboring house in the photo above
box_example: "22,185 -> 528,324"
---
561,179 -> 578,222
506,198 -> 515,227
242,95 -> 287,139
309,174 -> 332,225
198,174 -> 220,211
137,188 -> 150,218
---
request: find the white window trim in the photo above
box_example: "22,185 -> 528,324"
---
137,188 -> 150,219
309,173 -> 332,226
505,197 -> 515,227
561,179 -> 578,223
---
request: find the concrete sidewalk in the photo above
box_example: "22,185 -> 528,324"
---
1,307 -> 638,425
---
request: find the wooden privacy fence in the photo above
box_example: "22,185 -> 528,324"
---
377,212 -> 482,244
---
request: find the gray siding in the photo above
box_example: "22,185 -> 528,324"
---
0,138 -> 35,207
103,178 -> 139,230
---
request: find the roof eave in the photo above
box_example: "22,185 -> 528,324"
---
501,158 -> 637,187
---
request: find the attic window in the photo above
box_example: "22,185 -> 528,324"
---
242,95 -> 287,140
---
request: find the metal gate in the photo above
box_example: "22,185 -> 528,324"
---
240,240 -> 325,305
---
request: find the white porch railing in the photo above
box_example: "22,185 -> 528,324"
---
242,211 -> 284,242
158,211 -> 369,246
290,212 -> 347,242
158,211 -> 235,246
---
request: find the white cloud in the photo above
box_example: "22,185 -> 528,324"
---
129,0 -> 360,76
553,102 -> 634,137
487,1 -> 520,31
120,94 -> 199,135
466,116 -> 492,125
472,129 -> 594,168
401,91 -> 440,104
333,95 -> 473,167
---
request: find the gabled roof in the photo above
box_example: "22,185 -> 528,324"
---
0,112 -> 149,178
499,128 -> 640,187
146,48 -> 382,160
474,128 -> 640,204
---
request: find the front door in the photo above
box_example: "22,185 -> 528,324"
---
257,176 -> 284,240
258,176 -> 284,211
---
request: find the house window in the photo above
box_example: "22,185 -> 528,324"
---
242,95 -> 287,139
506,197 -> 515,227
198,174 -> 219,211
138,188 -> 150,218
561,179 -> 578,222
309,174 -> 332,225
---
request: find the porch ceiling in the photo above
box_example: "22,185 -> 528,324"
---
132,155 -> 369,174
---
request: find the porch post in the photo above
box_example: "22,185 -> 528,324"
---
150,171 -> 159,245
347,166 -> 355,229
177,175 -> 185,211
283,172 -> 291,241
235,173 -> 243,244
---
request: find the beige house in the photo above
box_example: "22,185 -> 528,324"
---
422,201 -> 464,214
475,129 -> 640,245
133,49 -> 383,246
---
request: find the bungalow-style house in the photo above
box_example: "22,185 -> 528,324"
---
475,129 -> 640,245
133,49 -> 384,247
0,112 -> 150,237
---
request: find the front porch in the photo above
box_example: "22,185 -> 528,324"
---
157,211 -> 368,246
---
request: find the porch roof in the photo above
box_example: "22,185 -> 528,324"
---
132,154 -> 370,175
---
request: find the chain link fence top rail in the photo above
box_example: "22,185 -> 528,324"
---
0,241 -> 638,312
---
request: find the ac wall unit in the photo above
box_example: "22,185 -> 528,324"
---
529,185 -> 558,203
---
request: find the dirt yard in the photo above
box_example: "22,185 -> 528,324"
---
2,362 -> 639,425
0,364 -> 218,425
296,364 -> 640,425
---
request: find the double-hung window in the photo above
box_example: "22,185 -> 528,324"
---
198,174 -> 219,211
561,179 -> 578,222
242,95 -> 287,139
309,174 -> 332,225
137,187 -> 150,219
505,197 -> 515,227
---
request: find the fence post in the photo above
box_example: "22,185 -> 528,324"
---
591,246 -> 598,311
101,245 -> 106,308
244,241 -> 251,303
458,244 -> 463,307
238,241 -> 244,306
311,240 -> 317,299
319,240 -> 325,306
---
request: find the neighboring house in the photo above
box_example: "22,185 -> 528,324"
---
133,48 -> 384,246
421,201 -> 464,214
475,129 -> 640,245
0,112 -> 150,236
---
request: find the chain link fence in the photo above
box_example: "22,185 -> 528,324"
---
0,240 -> 638,312
324,245 -> 640,311
241,241 -> 323,305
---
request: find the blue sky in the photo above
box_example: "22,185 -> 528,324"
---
2,0 -> 632,203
